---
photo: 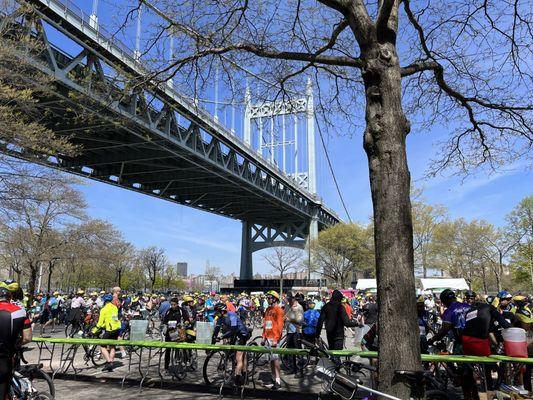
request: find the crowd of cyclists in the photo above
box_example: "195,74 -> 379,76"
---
0,276 -> 531,399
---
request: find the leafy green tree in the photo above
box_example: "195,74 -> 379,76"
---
312,222 -> 374,287
412,199 -> 447,277
506,196 -> 533,290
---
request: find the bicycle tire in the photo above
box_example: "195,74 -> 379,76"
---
90,345 -> 107,367
19,367 -> 55,399
280,339 -> 309,372
203,350 -> 228,386
170,349 -> 187,380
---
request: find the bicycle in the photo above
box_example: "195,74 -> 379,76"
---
202,337 -> 253,399
310,341 -> 449,400
14,347 -> 55,399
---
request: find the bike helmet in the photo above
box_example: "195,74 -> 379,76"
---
3,280 -> 19,292
102,294 -> 113,303
266,290 -> 280,300
439,289 -> 456,303
513,295 -> 527,306
464,290 -> 476,299
416,295 -> 425,304
497,290 -> 512,300
182,295 -> 193,303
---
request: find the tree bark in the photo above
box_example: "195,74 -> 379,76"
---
362,42 -> 420,396
28,262 -> 37,307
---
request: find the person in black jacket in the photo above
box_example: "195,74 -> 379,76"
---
163,297 -> 184,372
315,290 -> 359,350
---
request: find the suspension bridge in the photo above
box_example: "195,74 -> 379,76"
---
0,0 -> 341,279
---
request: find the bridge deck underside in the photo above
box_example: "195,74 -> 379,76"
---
41,95 -> 311,225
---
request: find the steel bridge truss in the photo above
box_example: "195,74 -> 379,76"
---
1,0 -> 339,278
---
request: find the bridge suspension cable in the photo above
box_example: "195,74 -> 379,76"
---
315,115 -> 352,223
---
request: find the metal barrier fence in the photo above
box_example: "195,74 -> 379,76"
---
33,337 -> 532,363
32,337 -> 531,395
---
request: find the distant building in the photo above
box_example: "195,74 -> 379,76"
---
176,262 -> 188,277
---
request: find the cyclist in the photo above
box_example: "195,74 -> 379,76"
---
315,290 -> 359,350
496,290 -> 516,325
464,290 -> 477,306
416,295 -> 433,354
69,289 -> 87,333
0,282 -> 32,399
461,295 -> 510,397
212,303 -> 250,386
181,295 -> 196,326
204,292 -> 216,322
428,289 -> 472,399
220,294 -> 236,313
512,295 -> 532,392
91,294 -> 121,372
163,297 -> 185,373
43,291 -> 61,333
302,300 -> 320,344
284,292 -> 304,378
261,290 -> 284,390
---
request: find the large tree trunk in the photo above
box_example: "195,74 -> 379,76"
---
362,43 -> 420,397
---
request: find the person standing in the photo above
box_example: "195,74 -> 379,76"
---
69,289 -> 86,333
284,293 -> 304,377
303,300 -> 320,343
91,294 -> 121,372
162,297 -> 183,373
0,283 -> 32,399
315,290 -> 359,350
362,295 -> 378,335
262,290 -> 284,390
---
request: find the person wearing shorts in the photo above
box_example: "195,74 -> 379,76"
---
92,294 -> 121,372
212,303 -> 251,386
262,290 -> 284,390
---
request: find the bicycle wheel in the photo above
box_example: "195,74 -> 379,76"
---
64,323 -> 76,338
280,340 -> 309,372
203,350 -> 228,386
90,345 -> 107,367
19,367 -> 55,399
170,349 -> 187,380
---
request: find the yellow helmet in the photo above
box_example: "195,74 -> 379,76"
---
183,295 -> 194,302
100,290 -> 106,295
417,295 -> 425,304
2,280 -> 19,292
53,291 -> 60,296
77,289 -> 85,295
90,291 -> 98,296
266,290 -> 280,300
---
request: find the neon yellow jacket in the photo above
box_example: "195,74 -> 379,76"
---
95,302 -> 121,332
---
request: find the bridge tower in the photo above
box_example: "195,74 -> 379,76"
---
240,79 -> 318,279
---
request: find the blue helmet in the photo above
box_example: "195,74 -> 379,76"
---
102,294 -> 113,303
497,290 -> 512,300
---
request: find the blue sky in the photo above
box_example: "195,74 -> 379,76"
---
50,0 -> 532,276
77,127 -> 531,276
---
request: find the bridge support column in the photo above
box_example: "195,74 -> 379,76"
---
240,221 -> 253,280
